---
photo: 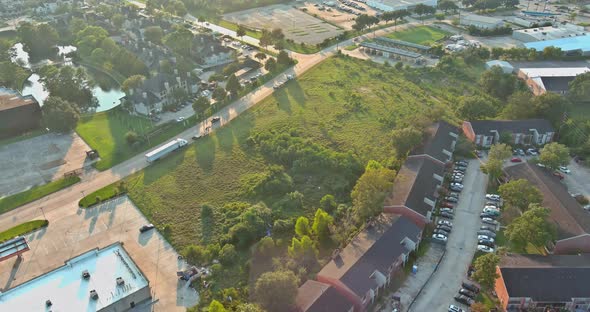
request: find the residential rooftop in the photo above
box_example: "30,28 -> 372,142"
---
504,163 -> 590,239
500,266 -> 590,301
384,156 -> 444,217
318,214 -> 421,297
0,242 -> 149,311
295,280 -> 353,312
0,87 -> 38,112
467,119 -> 554,135
411,121 -> 458,164
519,67 -> 590,78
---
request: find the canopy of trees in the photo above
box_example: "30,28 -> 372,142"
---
0,40 -> 29,90
17,22 -> 59,59
498,179 -> 542,211
505,204 -> 556,251
351,162 -> 396,222
41,96 -> 80,132
391,126 -> 423,157
479,66 -> 518,100
39,65 -> 97,112
539,142 -> 569,170
472,253 -> 500,288
568,72 -> 590,103
254,270 -> 298,312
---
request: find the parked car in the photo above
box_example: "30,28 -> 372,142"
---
527,148 -> 538,156
448,192 -> 460,198
437,225 -> 452,233
450,183 -> 464,189
441,202 -> 455,208
440,208 -> 454,214
459,288 -> 477,298
486,194 -> 501,201
483,208 -> 500,216
432,233 -> 448,242
438,220 -> 453,227
452,177 -> 463,183
211,117 -> 221,123
462,282 -> 480,293
139,224 -> 155,233
537,162 -> 546,168
485,201 -> 500,207
454,295 -> 474,305
448,305 -> 465,312
455,166 -> 467,172
478,235 -> 495,242
191,135 -> 202,140
478,238 -> 495,247
553,171 -> 565,180
511,157 -> 522,163
559,166 -> 571,174
481,218 -> 498,226
480,225 -> 496,232
441,212 -> 454,219
455,160 -> 468,166
480,212 -> 498,219
477,244 -> 495,253
477,230 -> 496,238
445,196 -> 459,203
433,229 -> 449,236
450,186 -> 463,192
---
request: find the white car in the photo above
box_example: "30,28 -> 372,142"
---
432,233 -> 448,242
438,220 -> 453,227
559,166 -> 571,174
477,245 -> 495,253
481,217 -> 498,225
486,194 -> 501,201
537,163 -> 546,168
451,183 -> 464,189
440,208 -> 454,214
175,117 -> 185,122
484,205 -> 500,210
483,207 -> 500,214
477,235 -> 494,242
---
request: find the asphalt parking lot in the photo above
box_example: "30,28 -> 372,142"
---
0,196 -> 198,311
0,132 -> 92,197
410,159 -> 487,312
223,4 -> 344,45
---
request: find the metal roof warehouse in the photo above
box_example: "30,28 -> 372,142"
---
524,34 -> 590,55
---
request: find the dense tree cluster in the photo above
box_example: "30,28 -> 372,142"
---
498,179 -> 543,211
41,97 -> 80,132
505,204 -> 556,251
472,253 -> 500,288
0,40 -> 29,90
351,161 -> 396,222
17,22 -> 59,59
39,65 -> 97,112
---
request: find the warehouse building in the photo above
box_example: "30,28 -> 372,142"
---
0,87 -> 41,139
513,24 -> 586,43
0,242 -> 151,312
366,0 -> 437,12
524,34 -> 590,56
518,67 -> 590,95
359,42 -> 424,64
460,14 -> 504,29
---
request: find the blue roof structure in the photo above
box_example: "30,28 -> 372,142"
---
524,34 -> 590,53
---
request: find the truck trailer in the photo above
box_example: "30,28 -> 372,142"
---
145,138 -> 188,162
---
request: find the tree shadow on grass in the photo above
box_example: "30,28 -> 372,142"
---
285,79 -> 306,107
272,88 -> 292,115
142,149 -> 187,185
194,136 -> 217,173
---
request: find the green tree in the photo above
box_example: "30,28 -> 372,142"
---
438,0 -> 459,12
499,131 -> 513,145
351,166 -> 396,222
212,87 -> 227,102
542,46 -> 563,59
287,235 -> 318,268
413,4 -> 436,23
125,131 -> 139,145
144,26 -> 164,44
219,244 -> 237,265
259,30 -> 273,48
236,25 -> 247,39
295,216 -> 311,237
320,194 -> 337,213
17,22 -> 59,59
192,96 -> 210,113
122,75 -> 146,93
112,14 -> 125,29
472,253 -> 500,289
501,91 -> 534,119
479,66 -> 517,100
391,126 -> 423,156
277,50 -> 292,65
235,303 -> 265,312
226,74 -> 241,95
312,208 -> 333,243
353,14 -> 380,31
505,204 -> 556,251
183,245 -> 208,265
254,271 -> 298,312
498,179 -> 542,211
39,65 -> 96,112
255,52 -> 267,61
532,92 -> 570,125
41,97 -> 80,132
208,300 -> 227,312
568,72 -> 590,103
539,142 -> 569,170
488,143 -> 512,161
164,26 -> 193,56
456,95 -> 497,120
480,158 -> 503,182
264,58 -> 277,71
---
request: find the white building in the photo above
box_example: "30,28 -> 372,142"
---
512,24 -> 586,43
367,0 -> 437,12
518,67 -> 590,95
0,243 -> 151,312
460,14 -> 505,29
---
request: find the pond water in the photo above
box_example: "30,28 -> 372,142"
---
13,43 -> 125,112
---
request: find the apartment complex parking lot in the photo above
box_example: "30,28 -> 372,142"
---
0,196 -> 198,311
410,159 -> 488,312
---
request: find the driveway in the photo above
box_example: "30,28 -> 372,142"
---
409,159 -> 488,312
0,132 -> 93,197
0,196 -> 198,311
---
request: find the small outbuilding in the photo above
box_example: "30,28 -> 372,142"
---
485,60 -> 514,74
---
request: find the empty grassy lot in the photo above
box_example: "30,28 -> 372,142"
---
386,25 -> 450,46
0,220 -> 48,243
0,177 -> 80,215
76,108 -> 196,170
82,55 -> 486,291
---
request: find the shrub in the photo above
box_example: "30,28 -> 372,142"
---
219,244 -> 237,265
125,131 -> 139,145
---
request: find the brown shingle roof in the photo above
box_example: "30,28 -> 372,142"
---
0,89 -> 38,112
504,163 -> 589,240
295,280 -> 354,312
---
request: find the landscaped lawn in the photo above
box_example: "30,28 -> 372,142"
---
218,20 -> 262,39
82,55 -> 485,292
76,108 -> 196,170
0,177 -> 80,215
386,25 -> 450,46
0,220 -> 48,243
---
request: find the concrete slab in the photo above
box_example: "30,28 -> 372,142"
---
0,132 -> 93,197
0,196 -> 198,312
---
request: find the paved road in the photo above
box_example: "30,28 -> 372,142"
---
410,159 -> 488,312
563,158 -> 590,198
